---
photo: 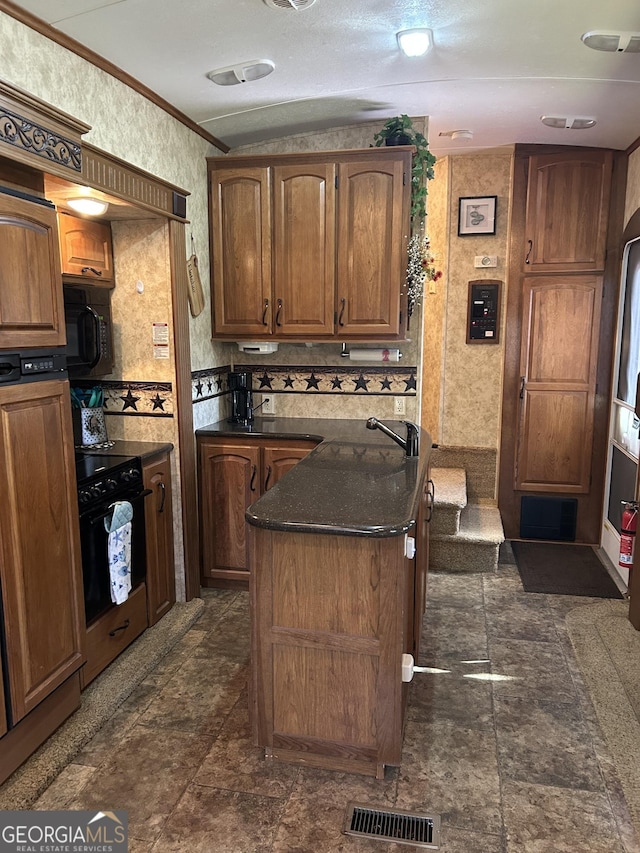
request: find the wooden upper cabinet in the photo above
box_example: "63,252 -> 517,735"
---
336,156 -> 409,338
208,149 -> 411,341
524,151 -> 613,272
0,192 -> 65,349
0,379 -> 85,724
210,167 -> 272,336
58,213 -> 114,281
272,163 -> 336,337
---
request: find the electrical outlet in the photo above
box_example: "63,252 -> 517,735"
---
393,397 -> 406,416
261,395 -> 275,415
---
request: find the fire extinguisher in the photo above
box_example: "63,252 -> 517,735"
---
619,501 -> 640,579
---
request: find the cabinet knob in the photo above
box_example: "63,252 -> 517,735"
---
81,266 -> 103,277
338,297 -> 346,327
525,240 -> 533,264
275,299 -> 283,327
261,298 -> 269,326
157,480 -> 166,513
250,465 -> 257,492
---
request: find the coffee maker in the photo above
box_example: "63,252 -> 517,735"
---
227,371 -> 254,425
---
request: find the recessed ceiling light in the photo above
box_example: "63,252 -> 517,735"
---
397,28 -> 433,57
207,60 -> 275,86
541,116 -> 596,130
581,30 -> 640,52
67,197 -> 108,216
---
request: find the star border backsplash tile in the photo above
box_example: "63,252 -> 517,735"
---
237,364 -> 418,396
101,380 -> 174,418
191,366 -> 231,403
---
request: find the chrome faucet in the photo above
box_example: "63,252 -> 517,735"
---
366,417 -> 420,457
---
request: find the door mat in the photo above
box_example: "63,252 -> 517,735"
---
512,541 -> 624,598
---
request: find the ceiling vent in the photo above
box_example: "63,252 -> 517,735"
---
207,59 -> 275,86
263,0 -> 316,9
581,30 -> 640,52
541,116 -> 596,130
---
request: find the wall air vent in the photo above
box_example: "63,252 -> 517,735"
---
581,30 -> 640,52
207,60 -> 275,86
263,0 -> 317,9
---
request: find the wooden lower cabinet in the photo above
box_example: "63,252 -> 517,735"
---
144,451 -> 176,625
80,584 -> 148,689
198,437 -> 317,588
250,528 -> 410,778
0,378 -> 84,783
0,379 -> 85,723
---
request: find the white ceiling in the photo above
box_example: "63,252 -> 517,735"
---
9,0 -> 640,157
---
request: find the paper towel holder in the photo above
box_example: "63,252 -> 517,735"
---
340,343 -> 403,359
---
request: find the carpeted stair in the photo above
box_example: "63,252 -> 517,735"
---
430,467 -> 505,572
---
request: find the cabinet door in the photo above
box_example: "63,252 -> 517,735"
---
0,193 -> 65,349
210,167 -> 272,336
524,151 -> 612,272
144,453 -> 176,626
272,163 -> 336,337
0,379 -> 84,724
262,444 -> 314,492
199,441 -> 260,580
58,213 -> 114,281
336,156 -> 409,338
515,275 -> 602,493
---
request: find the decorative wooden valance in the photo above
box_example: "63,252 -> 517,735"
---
0,78 -> 90,178
0,77 -> 189,220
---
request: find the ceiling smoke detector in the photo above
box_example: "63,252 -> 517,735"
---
541,116 -> 596,130
581,30 -> 640,52
207,59 -> 275,86
263,0 -> 317,9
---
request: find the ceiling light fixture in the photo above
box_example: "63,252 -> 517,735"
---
207,59 -> 275,86
438,129 -> 473,140
581,30 -> 640,53
67,197 -> 108,216
397,28 -> 433,57
263,0 -> 316,9
541,116 -> 596,130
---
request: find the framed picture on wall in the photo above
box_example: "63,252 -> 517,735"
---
458,196 -> 497,236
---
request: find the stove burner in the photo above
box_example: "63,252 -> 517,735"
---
76,440 -> 116,451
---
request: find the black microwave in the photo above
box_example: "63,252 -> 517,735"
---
63,283 -> 114,378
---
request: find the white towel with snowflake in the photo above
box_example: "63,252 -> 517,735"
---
104,500 -> 134,605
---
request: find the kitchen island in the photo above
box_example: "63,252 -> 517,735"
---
197,417 -> 432,778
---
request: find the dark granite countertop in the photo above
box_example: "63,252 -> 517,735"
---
196,417 -> 432,537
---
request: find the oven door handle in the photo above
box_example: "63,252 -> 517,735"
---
84,489 -> 153,525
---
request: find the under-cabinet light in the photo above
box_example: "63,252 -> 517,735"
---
67,197 -> 109,216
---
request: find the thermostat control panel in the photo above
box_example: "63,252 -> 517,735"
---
466,280 -> 502,344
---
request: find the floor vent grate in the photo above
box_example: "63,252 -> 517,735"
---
343,803 -> 441,848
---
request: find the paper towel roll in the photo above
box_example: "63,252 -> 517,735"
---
348,348 -> 401,362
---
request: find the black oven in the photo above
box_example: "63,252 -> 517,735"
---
63,283 -> 114,379
75,453 -> 149,624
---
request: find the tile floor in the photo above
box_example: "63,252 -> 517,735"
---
34,547 -> 640,852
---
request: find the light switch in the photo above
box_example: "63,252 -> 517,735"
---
474,255 -> 498,268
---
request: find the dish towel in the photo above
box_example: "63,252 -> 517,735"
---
104,500 -> 134,605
